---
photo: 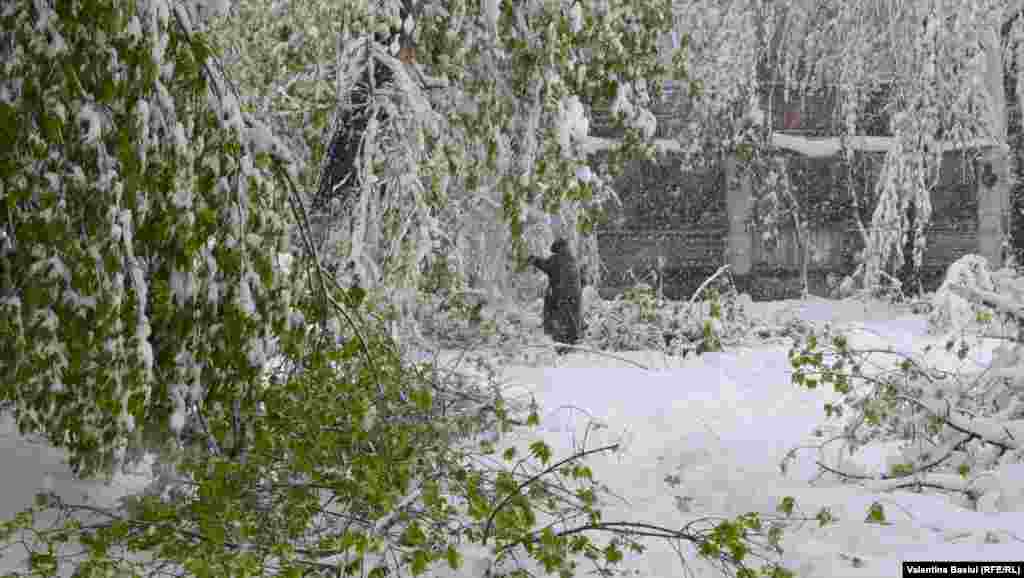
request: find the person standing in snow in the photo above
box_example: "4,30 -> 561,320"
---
528,237 -> 583,346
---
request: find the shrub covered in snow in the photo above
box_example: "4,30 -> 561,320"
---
583,277 -> 754,356
788,260 -> 1024,513
410,269 -> 765,366
928,254 -> 999,334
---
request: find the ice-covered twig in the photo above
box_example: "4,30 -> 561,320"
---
896,394 -> 1021,452
688,264 -> 731,307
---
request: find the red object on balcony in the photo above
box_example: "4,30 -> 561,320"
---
783,110 -> 802,130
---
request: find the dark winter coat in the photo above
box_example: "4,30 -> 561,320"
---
528,238 -> 583,344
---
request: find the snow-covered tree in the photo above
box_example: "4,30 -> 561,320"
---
209,0 -> 681,332
667,0 -> 1014,290
0,0 -> 301,476
0,2 -> 803,578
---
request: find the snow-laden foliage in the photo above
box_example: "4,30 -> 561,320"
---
0,0 -> 299,476
831,1 -> 1000,290
3,304 -> 793,577
410,270 -> 763,364
0,2 -> 800,577
409,281 -> 718,367
787,259 -> 1024,514
927,254 -> 1000,334
374,0 -> 675,314
863,138 -> 936,290
667,0 -> 1010,292
583,280 -> 754,356
212,0 -> 678,339
666,0 -> 769,169
0,0 -> 678,477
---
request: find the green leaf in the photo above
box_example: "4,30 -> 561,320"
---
777,496 -> 796,516
739,512 -> 762,531
529,440 -> 552,465
572,465 -> 592,480
340,337 -> 361,360
889,463 -> 913,477
603,543 -> 623,564
410,549 -> 430,576
445,544 -> 461,570
865,502 -> 886,524
409,387 -> 432,412
526,409 -> 540,427
346,286 -> 367,308
191,35 -> 213,65
400,522 -> 426,547
958,464 -> 970,478
698,540 -> 719,557
28,551 -> 57,574
98,76 -> 116,103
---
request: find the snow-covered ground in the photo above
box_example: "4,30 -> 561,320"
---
0,419 -> 154,574
2,297 -> 1022,576
483,297 -> 1024,577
